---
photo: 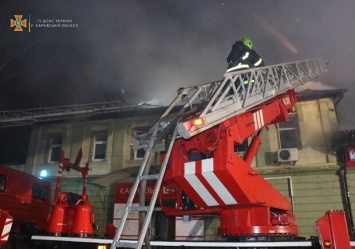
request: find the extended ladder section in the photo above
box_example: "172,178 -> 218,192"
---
0,100 -> 147,128
110,123 -> 179,249
112,58 -> 327,249
177,58 -> 327,139
133,58 -> 327,150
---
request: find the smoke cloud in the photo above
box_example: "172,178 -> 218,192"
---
1,0 -> 355,129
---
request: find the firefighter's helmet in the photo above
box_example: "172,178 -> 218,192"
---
241,37 -> 253,49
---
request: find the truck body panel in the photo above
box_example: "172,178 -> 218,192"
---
0,165 -> 50,233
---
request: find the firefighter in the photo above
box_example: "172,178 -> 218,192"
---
226,37 -> 264,73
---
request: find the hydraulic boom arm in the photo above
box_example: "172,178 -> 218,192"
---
112,58 -> 327,248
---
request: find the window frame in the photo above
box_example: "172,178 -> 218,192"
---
32,183 -> 49,201
131,127 -> 149,160
48,135 -> 63,163
92,131 -> 108,162
277,113 -> 302,149
0,174 -> 6,192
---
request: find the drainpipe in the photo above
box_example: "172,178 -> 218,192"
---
265,176 -> 295,214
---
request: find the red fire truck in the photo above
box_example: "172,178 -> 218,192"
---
109,58 -> 355,248
0,165 -> 49,248
16,58 -> 355,248
0,165 -> 50,235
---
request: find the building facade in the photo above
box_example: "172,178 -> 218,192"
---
19,90 -> 355,239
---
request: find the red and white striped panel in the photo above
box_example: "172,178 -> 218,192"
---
184,158 -> 237,206
253,109 -> 264,131
0,217 -> 13,244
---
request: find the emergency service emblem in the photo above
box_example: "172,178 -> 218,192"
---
10,15 -> 27,31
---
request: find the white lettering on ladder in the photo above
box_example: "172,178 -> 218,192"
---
184,159 -> 237,206
253,109 -> 264,131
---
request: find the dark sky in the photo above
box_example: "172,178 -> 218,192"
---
1,0 -> 355,128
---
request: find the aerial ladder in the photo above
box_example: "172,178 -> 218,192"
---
110,58 -> 329,249
0,100 -> 147,128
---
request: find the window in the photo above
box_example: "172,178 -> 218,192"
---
131,127 -> 149,160
49,135 -> 62,163
277,114 -> 302,149
0,174 -> 6,192
32,183 -> 48,201
92,131 -> 108,161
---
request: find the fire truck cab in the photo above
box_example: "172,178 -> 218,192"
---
0,165 -> 50,235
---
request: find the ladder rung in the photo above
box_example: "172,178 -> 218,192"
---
115,241 -> 137,248
152,146 -> 165,152
129,206 -> 149,212
139,174 -> 159,181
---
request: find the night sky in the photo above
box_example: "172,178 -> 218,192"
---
1,1 -> 355,128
